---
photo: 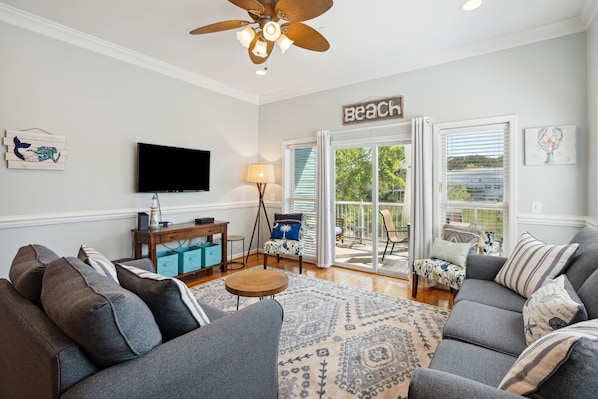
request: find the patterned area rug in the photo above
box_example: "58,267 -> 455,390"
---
191,267 -> 449,399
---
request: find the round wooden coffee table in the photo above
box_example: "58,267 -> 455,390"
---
225,269 -> 289,310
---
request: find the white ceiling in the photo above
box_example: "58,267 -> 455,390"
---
1,0 -> 597,104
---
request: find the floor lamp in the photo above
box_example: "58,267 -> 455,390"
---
246,163 -> 275,263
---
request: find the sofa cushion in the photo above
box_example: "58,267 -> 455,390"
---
8,244 -> 60,306
455,279 -> 527,312
429,238 -> 472,267
499,319 -> 598,398
116,264 -> 210,341
564,225 -> 598,291
443,300 -> 527,357
522,275 -> 587,345
577,268 -> 598,319
429,339 -> 517,388
41,257 -> 162,368
494,232 -> 578,298
77,245 -> 119,283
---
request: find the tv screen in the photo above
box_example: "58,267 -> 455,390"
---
136,142 -> 210,193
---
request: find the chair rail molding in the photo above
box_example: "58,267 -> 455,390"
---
0,201 -> 255,230
517,213 -> 594,228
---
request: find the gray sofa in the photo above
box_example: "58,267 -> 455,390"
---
0,245 -> 283,399
409,226 -> 598,399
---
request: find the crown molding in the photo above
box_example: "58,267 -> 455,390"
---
0,3 -> 591,106
580,0 -> 598,28
0,3 -> 259,105
258,17 -> 588,104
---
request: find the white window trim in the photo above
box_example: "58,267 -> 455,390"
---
433,115 -> 518,254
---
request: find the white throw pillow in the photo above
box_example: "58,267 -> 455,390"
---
429,238 -> 472,267
522,275 -> 587,345
494,233 -> 578,298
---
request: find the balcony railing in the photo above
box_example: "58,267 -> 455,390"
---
335,201 -> 407,245
335,201 -> 503,255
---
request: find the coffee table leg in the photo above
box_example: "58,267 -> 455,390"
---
236,296 -> 240,311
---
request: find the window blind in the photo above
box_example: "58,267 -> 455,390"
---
438,122 -> 510,255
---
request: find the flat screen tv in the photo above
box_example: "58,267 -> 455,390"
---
136,142 -> 210,193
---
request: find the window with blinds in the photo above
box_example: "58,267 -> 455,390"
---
283,144 -> 317,258
437,120 -> 512,255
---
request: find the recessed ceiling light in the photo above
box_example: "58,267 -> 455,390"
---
255,67 -> 268,76
462,0 -> 482,11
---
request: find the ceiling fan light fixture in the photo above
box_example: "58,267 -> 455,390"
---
262,21 -> 281,41
251,38 -> 268,58
276,34 -> 294,53
461,0 -> 482,11
236,27 -> 255,48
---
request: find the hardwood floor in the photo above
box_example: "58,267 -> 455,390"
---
186,254 -> 453,309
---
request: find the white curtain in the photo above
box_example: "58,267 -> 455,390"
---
410,117 -> 434,265
316,130 -> 333,268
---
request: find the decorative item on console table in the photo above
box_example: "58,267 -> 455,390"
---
132,221 -> 229,278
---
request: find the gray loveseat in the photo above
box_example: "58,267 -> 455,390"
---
409,226 -> 598,399
0,245 -> 283,399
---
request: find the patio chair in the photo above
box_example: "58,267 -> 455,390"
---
263,213 -> 304,274
335,217 -> 345,243
379,209 -> 409,261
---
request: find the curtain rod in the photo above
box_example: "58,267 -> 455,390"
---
330,120 -> 413,135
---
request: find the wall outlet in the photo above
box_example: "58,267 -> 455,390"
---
531,201 -> 542,214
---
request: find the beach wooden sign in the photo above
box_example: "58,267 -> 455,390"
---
4,129 -> 67,170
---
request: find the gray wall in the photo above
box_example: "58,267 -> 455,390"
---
259,33 -> 590,244
0,22 -> 260,278
1,18 -> 596,279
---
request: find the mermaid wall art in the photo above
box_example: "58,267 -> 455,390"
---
3,129 -> 67,170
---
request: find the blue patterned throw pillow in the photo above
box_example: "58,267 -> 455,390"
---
271,222 -> 301,240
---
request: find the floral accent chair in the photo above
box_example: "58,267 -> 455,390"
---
411,224 -> 485,298
263,213 -> 305,274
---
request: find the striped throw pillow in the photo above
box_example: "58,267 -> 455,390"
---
499,319 -> 598,396
116,264 -> 210,341
494,233 -> 578,298
78,245 -> 119,283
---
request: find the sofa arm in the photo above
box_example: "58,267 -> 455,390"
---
466,254 -> 508,280
61,299 -> 283,399
408,368 -> 523,399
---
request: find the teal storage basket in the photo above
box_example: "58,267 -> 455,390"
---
196,243 -> 222,267
175,246 -> 202,273
156,251 -> 178,277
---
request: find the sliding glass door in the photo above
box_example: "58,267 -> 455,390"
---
333,140 -> 411,278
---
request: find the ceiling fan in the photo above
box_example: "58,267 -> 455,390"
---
190,0 -> 333,64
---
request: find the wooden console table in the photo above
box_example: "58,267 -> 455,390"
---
133,221 -> 229,276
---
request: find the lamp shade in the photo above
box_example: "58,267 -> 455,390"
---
251,38 -> 268,58
236,27 -> 255,48
247,164 -> 275,183
262,21 -> 281,41
276,34 -> 294,53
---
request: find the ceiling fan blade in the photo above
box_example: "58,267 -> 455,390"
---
248,36 -> 274,64
283,22 -> 330,52
190,20 -> 252,35
228,0 -> 265,17
276,0 -> 333,21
